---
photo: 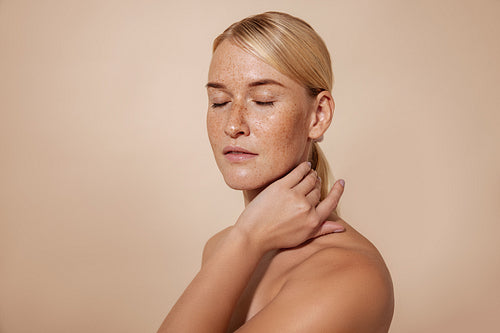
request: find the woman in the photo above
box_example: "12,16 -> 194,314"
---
159,11 -> 394,333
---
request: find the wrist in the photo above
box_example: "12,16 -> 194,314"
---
230,223 -> 267,259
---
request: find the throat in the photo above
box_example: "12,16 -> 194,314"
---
243,188 -> 264,207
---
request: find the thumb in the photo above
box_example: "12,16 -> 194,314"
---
312,220 -> 345,238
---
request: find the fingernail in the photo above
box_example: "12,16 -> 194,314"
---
339,179 -> 345,187
307,161 -> 312,168
318,176 -> 322,182
333,228 -> 345,233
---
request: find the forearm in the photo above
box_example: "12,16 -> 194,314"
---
158,227 -> 263,333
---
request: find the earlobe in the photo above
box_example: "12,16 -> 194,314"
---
308,92 -> 334,141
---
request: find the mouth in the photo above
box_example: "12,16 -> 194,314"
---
223,146 -> 258,162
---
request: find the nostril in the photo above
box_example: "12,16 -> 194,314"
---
224,111 -> 249,137
225,124 -> 249,138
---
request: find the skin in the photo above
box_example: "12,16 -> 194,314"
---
205,40 -> 331,204
158,40 -> 394,333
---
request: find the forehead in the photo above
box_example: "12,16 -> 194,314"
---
208,40 -> 297,88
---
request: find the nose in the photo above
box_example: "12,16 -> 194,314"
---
224,102 -> 250,138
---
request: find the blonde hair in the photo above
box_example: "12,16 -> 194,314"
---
213,11 -> 338,210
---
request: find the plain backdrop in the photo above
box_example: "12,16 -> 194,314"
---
1,0 -> 499,332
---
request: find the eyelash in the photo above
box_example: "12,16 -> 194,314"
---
255,101 -> 274,107
210,101 -> 275,108
211,102 -> 228,108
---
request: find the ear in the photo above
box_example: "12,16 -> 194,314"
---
308,91 -> 334,141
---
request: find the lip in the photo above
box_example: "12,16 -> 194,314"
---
223,145 -> 258,162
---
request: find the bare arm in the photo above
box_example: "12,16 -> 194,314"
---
159,227 -> 263,333
157,162 -> 345,332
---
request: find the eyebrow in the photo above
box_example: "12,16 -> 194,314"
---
205,79 -> 285,89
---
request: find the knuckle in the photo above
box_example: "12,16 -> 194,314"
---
306,213 -> 319,227
291,190 -> 302,200
295,198 -> 312,214
297,202 -> 310,214
307,172 -> 316,185
309,191 -> 320,204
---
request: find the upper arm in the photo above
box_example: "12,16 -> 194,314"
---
201,226 -> 233,266
235,250 -> 394,333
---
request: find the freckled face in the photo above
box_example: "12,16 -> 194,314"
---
206,40 -> 315,190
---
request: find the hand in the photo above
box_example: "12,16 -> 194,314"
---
234,161 -> 345,253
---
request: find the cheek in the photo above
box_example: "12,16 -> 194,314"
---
256,111 -> 309,152
206,112 -> 223,145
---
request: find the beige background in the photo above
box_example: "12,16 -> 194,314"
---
1,0 -> 499,332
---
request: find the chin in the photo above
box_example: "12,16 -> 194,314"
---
219,165 -> 287,191
215,153 -> 304,191
222,173 -> 268,191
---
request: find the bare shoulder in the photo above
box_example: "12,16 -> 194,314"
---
291,239 -> 394,313
201,226 -> 234,266
296,216 -> 391,277
283,217 -> 395,332
238,227 -> 395,333
226,216 -> 394,332
237,215 -> 393,332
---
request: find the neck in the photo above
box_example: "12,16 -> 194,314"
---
243,187 -> 264,207
242,154 -> 313,207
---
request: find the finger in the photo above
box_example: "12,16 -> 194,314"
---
305,177 -> 321,206
306,187 -> 321,206
293,169 -> 318,195
312,220 -> 345,238
278,161 -> 312,188
316,179 -> 345,221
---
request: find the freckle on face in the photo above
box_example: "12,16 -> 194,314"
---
206,40 -> 314,191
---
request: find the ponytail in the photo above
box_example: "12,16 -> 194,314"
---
309,142 -> 339,216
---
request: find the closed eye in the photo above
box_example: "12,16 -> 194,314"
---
211,102 -> 229,108
255,101 -> 274,106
